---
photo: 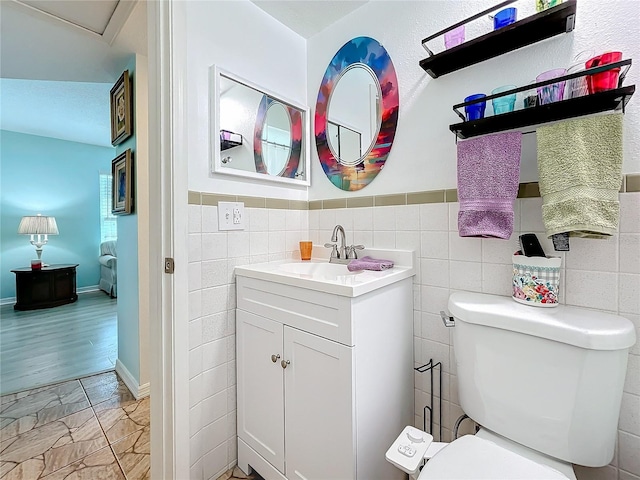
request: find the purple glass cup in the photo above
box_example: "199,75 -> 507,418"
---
536,69 -> 567,104
445,26 -> 465,49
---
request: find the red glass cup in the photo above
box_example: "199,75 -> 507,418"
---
585,51 -> 622,94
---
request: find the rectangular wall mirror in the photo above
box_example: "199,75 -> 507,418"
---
210,66 -> 310,186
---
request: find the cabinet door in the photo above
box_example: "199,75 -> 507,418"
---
53,270 -> 74,300
284,327 -> 355,480
237,310 -> 285,472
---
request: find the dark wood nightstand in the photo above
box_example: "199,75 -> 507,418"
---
11,264 -> 79,311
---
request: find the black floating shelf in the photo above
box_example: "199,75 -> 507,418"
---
220,129 -> 243,151
420,0 -> 577,78
221,139 -> 242,151
450,86 -> 635,139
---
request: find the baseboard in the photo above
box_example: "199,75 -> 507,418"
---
77,285 -> 100,294
0,296 -> 16,306
115,359 -> 150,400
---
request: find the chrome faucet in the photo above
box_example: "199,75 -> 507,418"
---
332,225 -> 347,259
324,225 -> 365,264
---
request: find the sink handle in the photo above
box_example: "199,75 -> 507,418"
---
324,242 -> 339,258
346,244 -> 365,259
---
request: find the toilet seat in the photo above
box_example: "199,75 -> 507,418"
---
417,435 -> 569,480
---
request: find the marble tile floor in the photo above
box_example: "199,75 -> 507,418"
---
0,371 -> 149,480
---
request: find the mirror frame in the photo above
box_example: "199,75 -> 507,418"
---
210,65 -> 311,186
315,36 -> 399,191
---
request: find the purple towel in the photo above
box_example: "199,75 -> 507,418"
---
347,256 -> 394,272
457,132 -> 521,239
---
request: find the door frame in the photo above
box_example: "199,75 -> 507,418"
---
148,0 -> 190,478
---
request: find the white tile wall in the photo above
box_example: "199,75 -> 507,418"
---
188,204 -> 306,480
311,193 -> 640,480
189,192 -> 639,480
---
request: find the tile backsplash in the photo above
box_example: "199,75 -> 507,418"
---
188,190 -> 640,480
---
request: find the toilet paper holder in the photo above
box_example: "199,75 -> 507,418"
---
415,358 -> 444,442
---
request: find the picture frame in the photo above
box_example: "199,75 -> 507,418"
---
110,70 -> 132,145
111,149 -> 134,215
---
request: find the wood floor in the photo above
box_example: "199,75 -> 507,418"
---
0,291 -> 117,396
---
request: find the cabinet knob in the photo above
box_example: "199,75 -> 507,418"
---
271,354 -> 280,363
281,359 -> 290,369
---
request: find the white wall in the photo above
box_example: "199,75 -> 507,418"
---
307,0 -> 640,200
304,3 -> 640,480
185,0 -> 307,200
181,1 -> 308,478
180,1 -> 640,479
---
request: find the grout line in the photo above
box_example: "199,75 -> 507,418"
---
110,442 -> 130,479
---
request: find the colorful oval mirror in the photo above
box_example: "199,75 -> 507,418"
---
315,36 -> 399,191
254,95 -> 303,179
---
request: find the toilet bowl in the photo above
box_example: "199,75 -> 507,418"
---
409,292 -> 636,480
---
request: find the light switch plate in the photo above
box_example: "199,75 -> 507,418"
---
218,201 -> 245,230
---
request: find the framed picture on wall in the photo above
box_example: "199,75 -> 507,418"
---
112,149 -> 134,215
110,70 -> 132,145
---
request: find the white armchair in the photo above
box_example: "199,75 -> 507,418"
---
98,240 -> 117,298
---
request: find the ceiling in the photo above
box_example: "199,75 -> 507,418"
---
1,0 -> 146,83
19,0 -> 123,36
0,0 -> 367,147
0,79 -> 113,147
0,0 -> 147,147
250,0 -> 368,38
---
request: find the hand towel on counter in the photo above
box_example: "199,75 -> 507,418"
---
347,256 -> 394,272
457,132 -> 522,239
537,113 -> 623,238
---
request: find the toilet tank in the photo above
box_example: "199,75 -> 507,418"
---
449,292 -> 636,467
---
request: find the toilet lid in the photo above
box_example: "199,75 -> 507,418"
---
418,436 -> 569,480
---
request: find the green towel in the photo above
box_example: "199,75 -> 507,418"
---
537,113 -> 623,238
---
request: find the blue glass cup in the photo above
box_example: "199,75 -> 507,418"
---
491,85 -> 517,114
493,8 -> 517,29
464,94 -> 487,121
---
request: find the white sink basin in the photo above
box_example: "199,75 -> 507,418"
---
234,249 -> 415,297
276,261 -> 362,279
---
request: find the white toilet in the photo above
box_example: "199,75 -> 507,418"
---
418,291 -> 637,480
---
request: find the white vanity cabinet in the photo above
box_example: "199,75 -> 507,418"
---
236,270 -> 414,480
238,310 -> 354,479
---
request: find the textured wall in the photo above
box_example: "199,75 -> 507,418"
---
184,1 -> 307,200
0,130 -> 114,299
307,0 -> 640,200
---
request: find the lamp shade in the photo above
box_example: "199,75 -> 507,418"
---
18,215 -> 59,235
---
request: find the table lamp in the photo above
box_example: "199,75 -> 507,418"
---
18,214 -> 59,262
